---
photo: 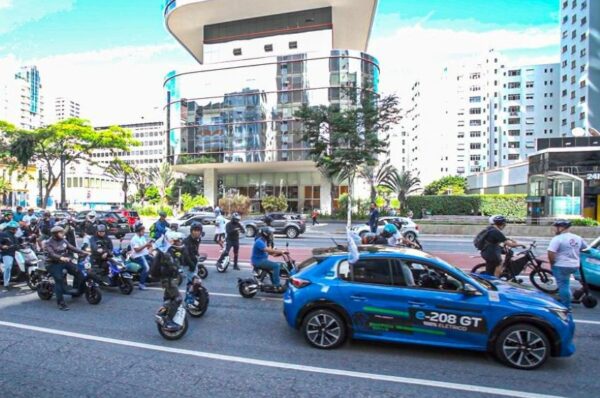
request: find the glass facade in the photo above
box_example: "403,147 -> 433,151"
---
164,50 -> 380,165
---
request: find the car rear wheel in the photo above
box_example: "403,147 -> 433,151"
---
302,309 -> 346,349
285,227 -> 299,239
495,324 -> 549,370
246,226 -> 256,238
403,231 -> 417,242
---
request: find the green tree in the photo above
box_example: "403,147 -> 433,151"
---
149,162 -> 174,205
385,170 -> 421,213
218,194 -> 252,215
0,176 -> 11,196
6,118 -> 137,208
144,186 -> 160,204
424,176 -> 468,196
171,175 -> 203,205
261,194 -> 288,212
295,91 -> 401,227
181,193 -> 209,211
131,169 -> 150,205
105,158 -> 136,208
358,158 -> 398,203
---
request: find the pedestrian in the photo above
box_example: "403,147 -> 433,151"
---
311,209 -> 319,226
216,212 -> 245,270
13,206 -> 24,223
547,219 -> 587,309
406,210 -> 413,219
214,210 -> 226,248
39,211 -> 55,242
368,203 -> 379,233
22,208 -> 35,225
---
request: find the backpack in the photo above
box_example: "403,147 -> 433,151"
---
473,226 -> 492,251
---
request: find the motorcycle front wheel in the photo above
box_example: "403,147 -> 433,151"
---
238,281 -> 258,298
197,265 -> 208,280
186,287 -> 209,318
27,273 -> 40,291
157,317 -> 188,340
119,278 -> 134,295
85,286 -> 102,305
37,282 -> 53,300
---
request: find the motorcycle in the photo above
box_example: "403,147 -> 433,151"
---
238,245 -> 296,298
155,303 -> 188,340
36,255 -> 102,305
97,251 -> 135,295
15,241 -> 43,290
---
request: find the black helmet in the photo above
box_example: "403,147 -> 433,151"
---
159,211 -> 167,217
169,223 -> 179,231
258,226 -> 274,238
134,223 -> 145,233
552,219 -> 572,228
96,224 -> 107,233
231,212 -> 241,222
190,222 -> 203,232
491,215 -> 507,226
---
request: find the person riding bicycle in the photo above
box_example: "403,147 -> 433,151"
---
1,221 -> 19,289
380,224 -> 419,248
157,231 -> 185,331
130,223 -> 152,290
250,227 -> 288,292
89,224 -> 114,276
479,215 -> 521,277
44,226 -> 87,310
216,212 -> 245,270
182,223 -> 203,283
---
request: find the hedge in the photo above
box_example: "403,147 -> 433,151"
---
406,194 -> 527,219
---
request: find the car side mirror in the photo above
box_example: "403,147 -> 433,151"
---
462,284 -> 481,296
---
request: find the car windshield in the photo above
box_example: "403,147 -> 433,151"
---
433,256 -> 495,291
589,236 -> 600,249
469,273 -> 496,291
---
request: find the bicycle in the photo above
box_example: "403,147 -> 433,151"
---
471,242 -> 558,294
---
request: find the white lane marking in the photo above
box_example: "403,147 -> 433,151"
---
143,286 -> 283,302
575,319 -> 600,325
0,320 -> 565,398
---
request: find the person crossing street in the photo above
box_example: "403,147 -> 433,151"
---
216,212 -> 245,270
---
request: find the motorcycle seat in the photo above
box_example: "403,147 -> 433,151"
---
197,254 -> 207,263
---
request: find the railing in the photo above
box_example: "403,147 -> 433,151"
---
170,148 -> 313,166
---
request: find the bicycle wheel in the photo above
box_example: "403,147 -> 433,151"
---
530,268 -> 558,294
470,263 -> 487,274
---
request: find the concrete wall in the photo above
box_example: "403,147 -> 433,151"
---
420,223 -> 599,239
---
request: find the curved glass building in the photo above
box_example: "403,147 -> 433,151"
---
164,0 -> 379,212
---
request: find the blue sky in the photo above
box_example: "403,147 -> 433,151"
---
0,0 -> 561,124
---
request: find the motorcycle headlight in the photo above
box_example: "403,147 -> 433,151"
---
549,307 -> 569,322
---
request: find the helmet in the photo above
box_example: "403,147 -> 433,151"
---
552,219 -> 572,228
87,211 -> 97,219
190,222 -> 203,232
381,223 -> 398,238
158,211 -> 167,217
29,216 -> 38,224
50,226 -> 65,235
43,211 -> 51,217
134,223 -> 145,233
5,221 -> 19,230
258,226 -> 274,239
166,230 -> 183,243
491,215 -> 507,226
361,232 -> 378,245
169,223 -> 179,231
231,212 -> 241,222
96,224 -> 107,233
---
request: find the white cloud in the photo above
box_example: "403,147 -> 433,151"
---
370,23 -> 560,95
0,0 -> 74,34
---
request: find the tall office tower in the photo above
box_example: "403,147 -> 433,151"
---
559,0 -> 600,136
52,97 -> 81,122
0,65 -> 44,130
163,0 -> 379,213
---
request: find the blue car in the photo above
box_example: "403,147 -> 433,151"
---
284,246 -> 575,370
581,237 -> 600,289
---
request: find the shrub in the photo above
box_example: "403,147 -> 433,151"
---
134,204 -> 174,217
406,194 -> 527,219
571,218 -> 600,227
181,194 -> 209,212
218,194 -> 252,215
261,194 -> 288,212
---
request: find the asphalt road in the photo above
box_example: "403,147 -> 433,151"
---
1,256 -> 600,398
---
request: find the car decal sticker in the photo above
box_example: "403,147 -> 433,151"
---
363,306 -> 409,318
353,312 -> 446,336
410,309 -> 487,333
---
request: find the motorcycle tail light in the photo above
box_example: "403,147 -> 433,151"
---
290,277 -> 311,288
415,224 -> 419,231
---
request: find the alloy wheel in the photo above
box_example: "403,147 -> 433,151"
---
501,329 -> 547,369
305,313 -> 342,348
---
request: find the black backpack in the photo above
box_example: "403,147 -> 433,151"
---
473,226 -> 492,251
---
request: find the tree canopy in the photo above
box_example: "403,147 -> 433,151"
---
423,176 -> 468,196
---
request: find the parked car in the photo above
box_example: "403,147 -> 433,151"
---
243,212 -> 306,239
581,236 -> 600,289
117,209 -> 140,230
74,210 -> 131,239
177,214 -> 219,236
351,216 -> 419,241
283,246 -> 575,370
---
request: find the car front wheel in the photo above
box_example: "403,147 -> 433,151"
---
246,226 -> 256,237
302,309 -> 347,349
403,231 -> 417,242
285,227 -> 299,239
494,323 -> 550,370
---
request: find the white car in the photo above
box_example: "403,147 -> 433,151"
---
351,216 -> 420,241
177,214 -> 228,237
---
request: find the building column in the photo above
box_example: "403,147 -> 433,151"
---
320,177 -> 332,215
204,168 -> 218,207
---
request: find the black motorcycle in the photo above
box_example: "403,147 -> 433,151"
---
238,249 -> 295,299
37,255 -> 102,305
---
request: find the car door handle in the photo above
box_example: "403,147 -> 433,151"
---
408,301 -> 425,307
350,295 -> 367,302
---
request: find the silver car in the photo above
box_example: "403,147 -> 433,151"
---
351,216 -> 420,241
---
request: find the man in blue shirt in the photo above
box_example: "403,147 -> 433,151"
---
368,203 -> 379,233
151,211 -> 170,240
13,206 -> 24,223
251,227 -> 288,291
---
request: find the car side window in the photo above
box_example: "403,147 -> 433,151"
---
377,219 -> 386,226
338,258 -> 393,286
401,261 -> 463,292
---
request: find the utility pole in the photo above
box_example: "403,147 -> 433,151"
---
60,154 -> 66,210
38,169 -> 43,208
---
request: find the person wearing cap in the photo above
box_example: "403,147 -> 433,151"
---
151,211 -> 169,240
217,212 -> 245,271
44,225 -> 87,310
89,224 -> 114,275
547,219 -> 588,309
13,206 -> 24,223
0,221 -> 19,289
130,223 -> 152,290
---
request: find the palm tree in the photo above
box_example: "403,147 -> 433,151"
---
150,162 -> 174,205
105,159 -> 135,208
384,170 -> 421,213
358,158 -> 398,203
130,169 -> 150,205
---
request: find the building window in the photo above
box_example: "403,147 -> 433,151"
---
580,80 -> 586,88
571,45 -> 576,54
508,70 -> 520,76
288,41 -> 298,49
508,82 -> 521,89
264,44 -> 273,52
581,16 -> 586,25
508,94 -> 521,101
508,154 -> 520,160
508,142 -> 520,149
580,48 -> 587,57
571,60 -> 576,70
469,120 -> 482,126
508,130 -> 520,137
233,48 -> 242,56
562,15 -> 568,24
508,118 -> 520,125
580,112 -> 585,120
470,155 -> 481,161
525,93 -> 534,100
470,143 -> 481,150
572,30 -> 577,39
580,96 -> 586,103
469,96 -> 481,103
469,131 -> 481,138
581,32 -> 587,41
469,73 -> 480,79
469,108 -> 482,115
572,14 -> 577,24
562,45 -> 567,54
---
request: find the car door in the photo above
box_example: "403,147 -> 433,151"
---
336,257 -> 411,339
396,259 -> 492,350
270,214 -> 286,232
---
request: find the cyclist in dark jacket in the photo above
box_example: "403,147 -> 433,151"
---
480,215 -> 521,276
216,212 -> 245,270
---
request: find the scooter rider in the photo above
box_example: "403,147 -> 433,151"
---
130,223 -> 152,290
159,231 -> 185,331
216,212 -> 245,270
361,232 -> 388,245
480,215 -> 521,277
89,224 -> 114,276
1,221 -> 19,290
39,211 -> 55,242
251,227 -> 288,292
44,226 -> 87,310
82,211 -> 99,248
182,223 -> 203,283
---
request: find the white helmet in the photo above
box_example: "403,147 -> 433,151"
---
165,230 -> 183,242
87,211 -> 97,220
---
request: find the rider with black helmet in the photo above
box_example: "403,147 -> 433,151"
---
44,226 -> 87,310
39,211 -> 55,241
89,224 -> 114,275
182,222 -> 203,282
1,221 -> 19,289
250,227 -> 288,291
479,215 -> 521,276
216,212 -> 245,270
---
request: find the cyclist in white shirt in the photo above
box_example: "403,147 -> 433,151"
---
547,219 -> 588,309
130,223 -> 153,290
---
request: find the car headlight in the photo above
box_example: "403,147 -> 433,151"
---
549,307 -> 569,322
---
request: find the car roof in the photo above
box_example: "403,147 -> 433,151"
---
313,245 -> 436,261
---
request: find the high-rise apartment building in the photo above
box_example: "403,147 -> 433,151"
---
0,65 -> 44,130
559,0 -> 600,135
163,0 -> 379,212
52,97 -> 81,122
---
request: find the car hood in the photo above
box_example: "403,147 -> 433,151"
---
490,279 -> 562,308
